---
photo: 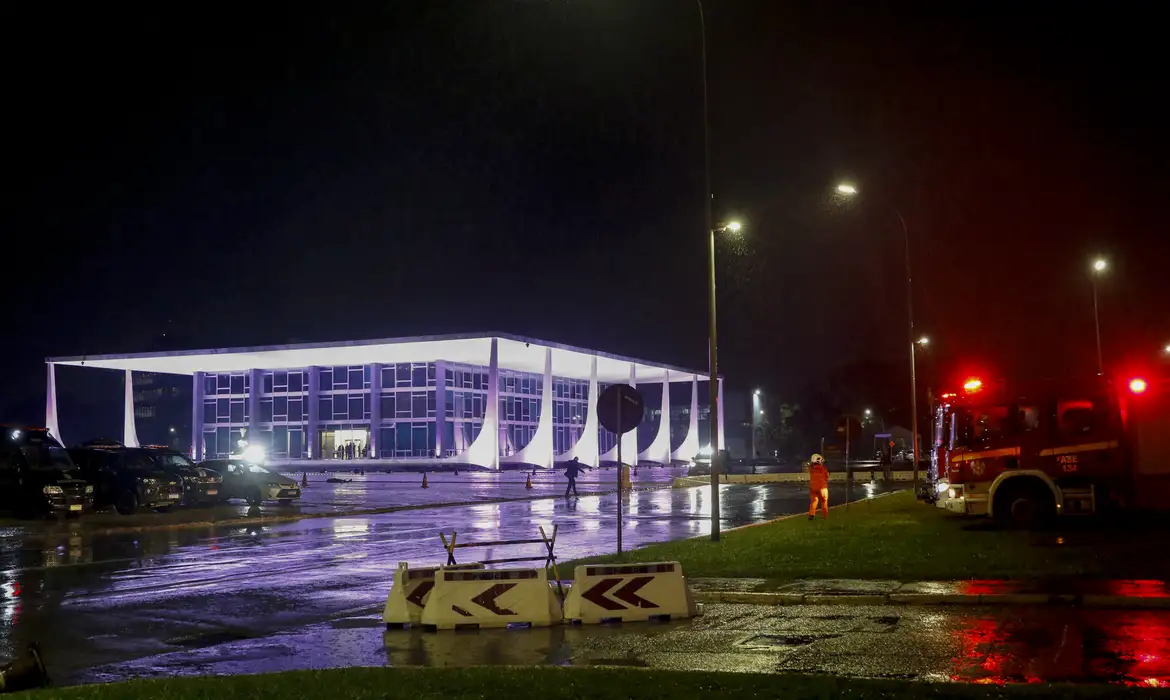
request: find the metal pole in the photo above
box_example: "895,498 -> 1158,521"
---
845,417 -> 851,510
698,0 -> 720,542
1092,276 -> 1103,376
895,207 -> 920,489
751,393 -> 759,459
616,390 -> 623,555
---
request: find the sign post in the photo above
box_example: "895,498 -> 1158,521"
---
597,384 -> 644,556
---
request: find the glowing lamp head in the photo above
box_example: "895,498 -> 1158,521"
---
241,444 -> 267,464
836,183 -> 858,195
1129,378 -> 1149,395
963,378 -> 983,393
726,221 -> 742,233
1093,258 -> 1107,273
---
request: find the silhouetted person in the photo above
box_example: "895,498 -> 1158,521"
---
564,457 -> 589,498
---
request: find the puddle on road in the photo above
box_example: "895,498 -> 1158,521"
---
739,634 -> 837,649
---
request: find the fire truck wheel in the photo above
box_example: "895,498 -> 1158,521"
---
994,480 -> 1055,528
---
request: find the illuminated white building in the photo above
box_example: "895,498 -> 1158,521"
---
46,333 -> 722,469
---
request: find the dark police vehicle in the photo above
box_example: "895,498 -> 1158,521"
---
0,426 -> 92,517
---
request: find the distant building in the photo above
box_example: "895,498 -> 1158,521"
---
47,333 -> 723,469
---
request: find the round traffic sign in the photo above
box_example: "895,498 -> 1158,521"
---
597,384 -> 644,435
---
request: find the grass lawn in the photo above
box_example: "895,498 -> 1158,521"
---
561,491 -> 1170,583
26,667 -> 1165,700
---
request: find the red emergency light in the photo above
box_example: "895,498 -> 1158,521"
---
1129,378 -> 1149,395
963,378 -> 983,393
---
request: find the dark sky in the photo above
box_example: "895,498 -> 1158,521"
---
5,1 -> 1169,426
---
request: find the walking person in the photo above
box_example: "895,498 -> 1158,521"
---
563,457 -> 589,498
808,453 -> 830,520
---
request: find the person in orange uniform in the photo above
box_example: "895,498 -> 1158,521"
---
808,453 -> 830,520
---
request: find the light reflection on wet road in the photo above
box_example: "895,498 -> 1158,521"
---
0,481 -> 895,683
81,604 -> 1170,688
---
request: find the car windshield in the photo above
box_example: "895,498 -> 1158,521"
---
122,453 -> 160,473
21,443 -> 75,471
154,453 -> 196,470
245,464 -> 271,475
6,429 -> 74,471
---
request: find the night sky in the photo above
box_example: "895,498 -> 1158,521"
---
6,1 -> 1169,433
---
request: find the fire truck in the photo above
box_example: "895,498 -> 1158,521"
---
927,374 -> 1170,526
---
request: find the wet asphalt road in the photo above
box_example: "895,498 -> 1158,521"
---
1,480 -> 897,684
0,466 -> 694,534
81,604 -> 1170,688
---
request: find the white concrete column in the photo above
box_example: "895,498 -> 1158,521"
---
123,369 -> 140,447
192,371 -> 205,460
621,364 -> 638,466
462,338 -> 499,469
45,363 -> 63,445
671,375 -> 700,461
565,356 -> 599,467
431,361 -> 443,458
639,370 -> 672,465
505,348 -> 554,469
369,363 -> 383,458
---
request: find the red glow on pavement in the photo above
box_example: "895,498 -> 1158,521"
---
1106,580 -> 1170,598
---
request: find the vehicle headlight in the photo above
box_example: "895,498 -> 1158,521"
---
141,477 -> 158,486
268,483 -> 285,489
935,481 -> 950,494
42,485 -> 64,495
85,485 -> 94,494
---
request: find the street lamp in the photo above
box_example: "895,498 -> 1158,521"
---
708,217 -> 743,538
1091,258 -> 1107,375
917,336 -> 930,347
863,408 -> 872,416
1164,343 -> 1170,355
835,182 -> 921,487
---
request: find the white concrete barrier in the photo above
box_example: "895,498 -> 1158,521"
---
420,567 -> 562,630
563,561 -> 698,624
383,561 -> 484,627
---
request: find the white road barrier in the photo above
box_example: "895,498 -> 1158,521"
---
563,561 -> 699,624
383,561 -> 484,628
420,567 -> 562,630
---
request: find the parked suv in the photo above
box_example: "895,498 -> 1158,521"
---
0,426 -> 92,517
140,446 -> 222,506
68,445 -> 183,515
199,458 -> 301,505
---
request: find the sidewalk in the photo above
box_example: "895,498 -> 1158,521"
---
691,577 -> 1170,609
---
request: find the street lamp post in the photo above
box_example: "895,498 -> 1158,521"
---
694,0 -> 728,542
751,389 -> 762,459
836,183 -> 922,487
707,219 -> 740,541
1091,258 -> 1107,375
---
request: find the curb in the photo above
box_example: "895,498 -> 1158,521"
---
694,590 -> 1170,609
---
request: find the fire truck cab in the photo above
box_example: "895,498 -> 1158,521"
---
930,374 -> 1170,526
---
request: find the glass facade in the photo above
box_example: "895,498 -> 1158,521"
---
197,361 -> 697,463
